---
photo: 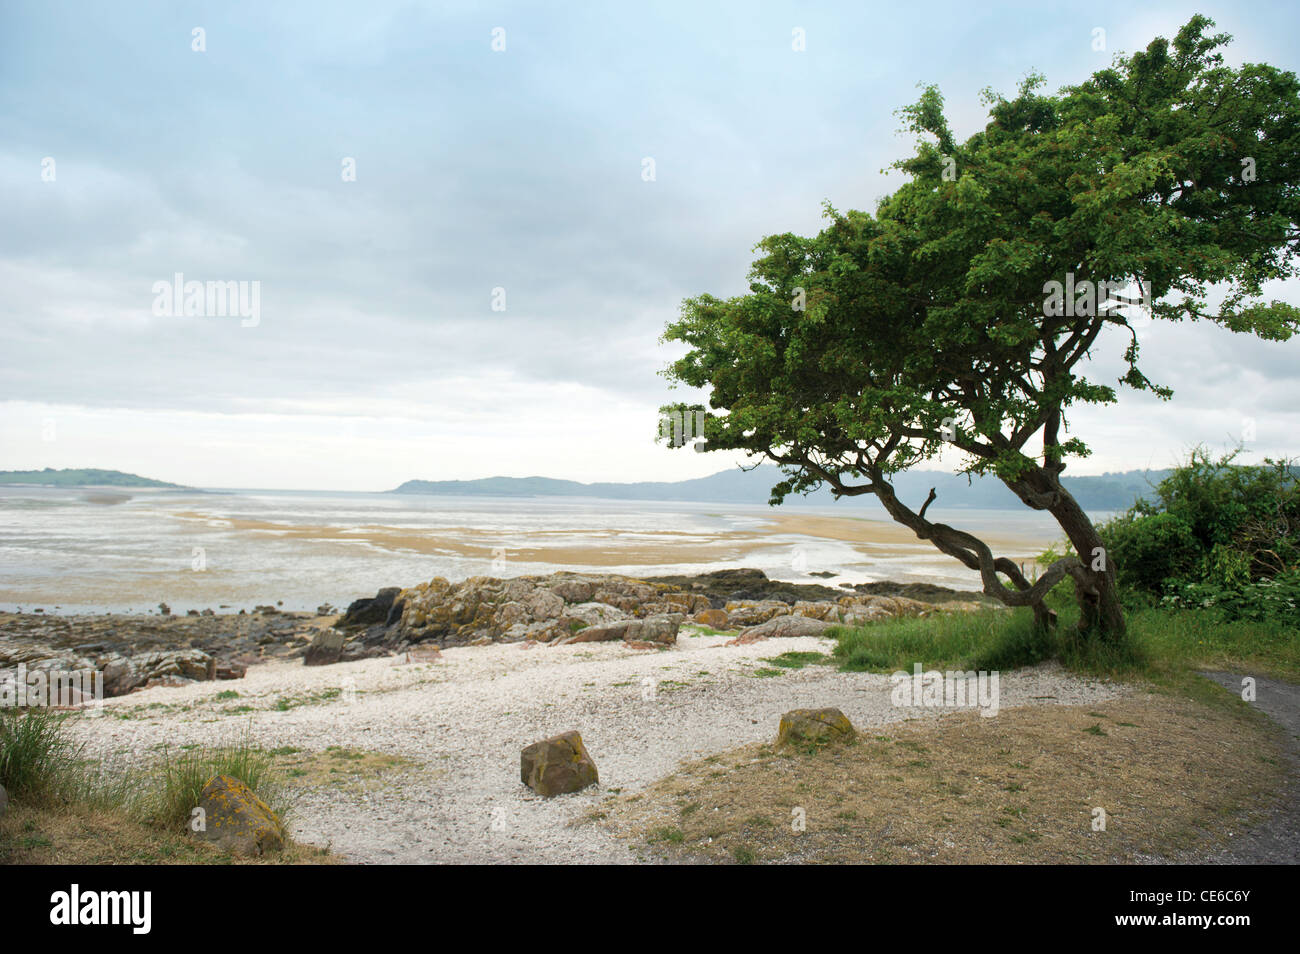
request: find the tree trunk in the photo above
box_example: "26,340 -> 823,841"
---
1003,468 -> 1127,641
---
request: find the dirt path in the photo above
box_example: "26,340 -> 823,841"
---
1158,672 -> 1300,864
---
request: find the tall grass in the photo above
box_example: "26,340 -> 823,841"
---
831,609 -> 1061,674
832,596 -> 1297,684
0,708 -> 82,802
1,711 -> 291,841
141,732 -> 291,832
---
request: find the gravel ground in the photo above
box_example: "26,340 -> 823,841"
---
68,632 -> 1126,864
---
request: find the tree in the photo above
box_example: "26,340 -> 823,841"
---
660,16 -> 1300,641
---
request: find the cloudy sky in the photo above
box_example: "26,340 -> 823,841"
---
2,0 -> 1297,491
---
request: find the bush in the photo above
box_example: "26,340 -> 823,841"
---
1103,511 -> 1201,593
1161,569 -> 1300,626
1103,448 -> 1299,588
1095,448 -> 1300,624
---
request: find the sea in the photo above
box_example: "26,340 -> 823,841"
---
0,486 -> 1077,615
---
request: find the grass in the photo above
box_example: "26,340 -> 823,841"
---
831,585 -> 1300,685
762,651 -> 834,670
603,690 -> 1286,864
141,730 -> 291,832
0,710 -> 350,864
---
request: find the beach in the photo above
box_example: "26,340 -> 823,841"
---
0,487 -> 1062,614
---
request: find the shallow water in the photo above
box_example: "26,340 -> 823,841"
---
0,486 -> 1073,614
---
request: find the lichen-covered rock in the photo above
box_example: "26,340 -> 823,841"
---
628,614 -> 681,645
520,731 -> 599,796
837,594 -> 933,623
777,708 -> 855,748
692,608 -> 732,629
195,774 -> 284,856
303,630 -> 344,666
792,600 -> 842,621
724,600 -> 793,627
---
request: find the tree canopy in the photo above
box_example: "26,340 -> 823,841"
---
661,16 -> 1300,638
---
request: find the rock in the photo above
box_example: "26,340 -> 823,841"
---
550,579 -> 595,603
627,614 -> 680,645
100,655 -> 143,697
560,620 -> 630,643
777,708 -> 855,748
520,731 -> 599,796
0,783 -> 7,818
195,774 -> 284,856
337,587 -> 402,629
727,614 -> 834,644
724,600 -> 792,627
303,630 -> 345,666
692,608 -> 731,629
792,600 -> 841,621
215,662 -> 247,680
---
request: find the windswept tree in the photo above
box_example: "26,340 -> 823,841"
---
661,16 -> 1300,641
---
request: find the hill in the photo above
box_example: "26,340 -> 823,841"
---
0,468 -> 186,488
391,466 -> 1170,512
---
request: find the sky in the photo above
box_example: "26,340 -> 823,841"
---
1,0 -> 1298,491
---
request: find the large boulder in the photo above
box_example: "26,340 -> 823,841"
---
727,614 -> 834,644
303,630 -> 345,666
777,708 -> 856,748
195,774 -> 284,856
521,731 -> 599,797
100,649 -> 216,695
692,608 -> 732,629
724,600 -> 792,627
337,587 -> 403,629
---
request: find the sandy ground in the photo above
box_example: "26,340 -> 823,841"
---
67,631 -> 1126,864
166,508 -> 1048,568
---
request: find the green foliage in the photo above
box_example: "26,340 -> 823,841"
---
0,709 -> 126,808
0,709 -> 82,803
1098,447 -> 1300,623
662,17 -> 1300,500
1162,571 -> 1300,627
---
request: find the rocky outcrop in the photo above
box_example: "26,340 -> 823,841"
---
336,587 -> 403,630
101,649 -> 216,696
727,615 -> 834,643
303,630 -> 345,666
521,731 -> 599,797
394,573 -> 691,647
195,774 -> 284,856
777,708 -> 856,748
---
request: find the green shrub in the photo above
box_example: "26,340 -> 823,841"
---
1100,448 -> 1299,594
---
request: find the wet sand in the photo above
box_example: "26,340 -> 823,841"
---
167,509 -> 1046,568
